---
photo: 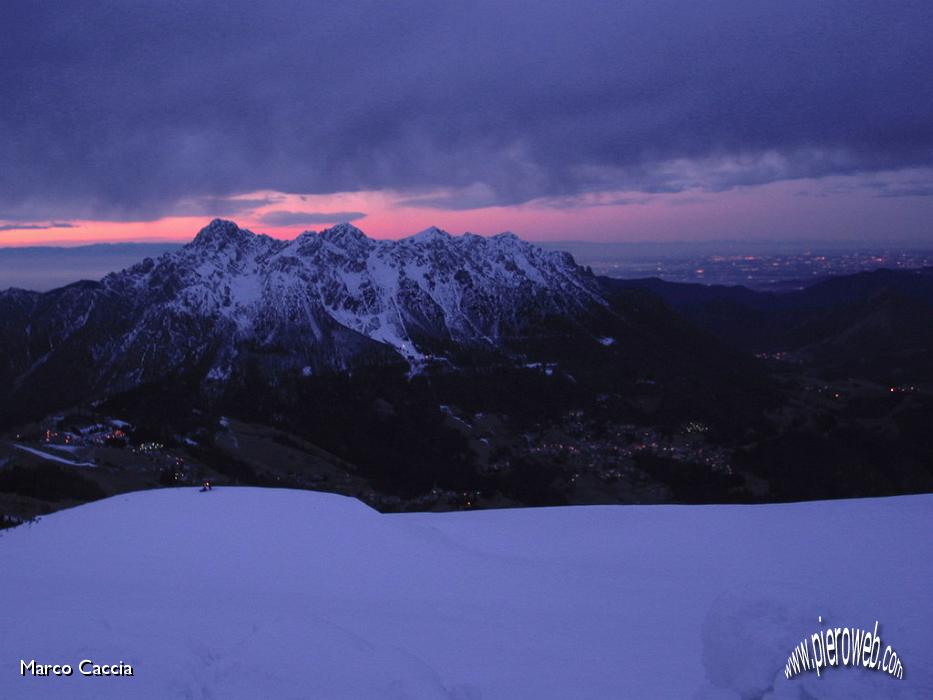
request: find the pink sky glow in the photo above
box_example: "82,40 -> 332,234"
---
2,171 -> 932,247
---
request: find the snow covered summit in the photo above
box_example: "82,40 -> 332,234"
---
1,488 -> 930,699
0,220 -> 609,411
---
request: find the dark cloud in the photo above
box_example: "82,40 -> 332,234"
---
258,211 -> 367,226
0,222 -> 78,232
665,197 -> 708,207
1,1 -> 932,219
873,186 -> 933,198
170,195 -> 284,218
536,194 -> 655,209
793,173 -> 933,199
605,197 -> 652,207
396,184 -> 500,210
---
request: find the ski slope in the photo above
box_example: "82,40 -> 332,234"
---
0,488 -> 930,699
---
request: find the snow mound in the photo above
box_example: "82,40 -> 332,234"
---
1,489 -> 930,699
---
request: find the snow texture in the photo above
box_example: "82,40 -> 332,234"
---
0,488 -> 930,699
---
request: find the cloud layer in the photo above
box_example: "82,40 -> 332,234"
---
0,222 -> 78,232
1,1 -> 931,221
258,211 -> 367,227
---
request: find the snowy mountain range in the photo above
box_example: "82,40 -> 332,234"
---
0,220 -> 616,420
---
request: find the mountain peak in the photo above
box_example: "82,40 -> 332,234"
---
193,219 -> 255,247
406,226 -> 450,243
319,222 -> 368,243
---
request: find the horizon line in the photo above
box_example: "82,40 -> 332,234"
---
3,236 -> 933,251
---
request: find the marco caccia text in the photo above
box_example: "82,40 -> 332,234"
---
20,659 -> 134,677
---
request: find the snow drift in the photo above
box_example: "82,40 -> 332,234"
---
1,488 -> 930,699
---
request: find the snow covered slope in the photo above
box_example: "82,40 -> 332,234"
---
1,489 -> 930,699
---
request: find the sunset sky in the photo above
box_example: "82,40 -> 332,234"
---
2,1 -> 932,246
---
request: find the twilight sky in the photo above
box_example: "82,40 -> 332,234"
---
1,1 -> 932,245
